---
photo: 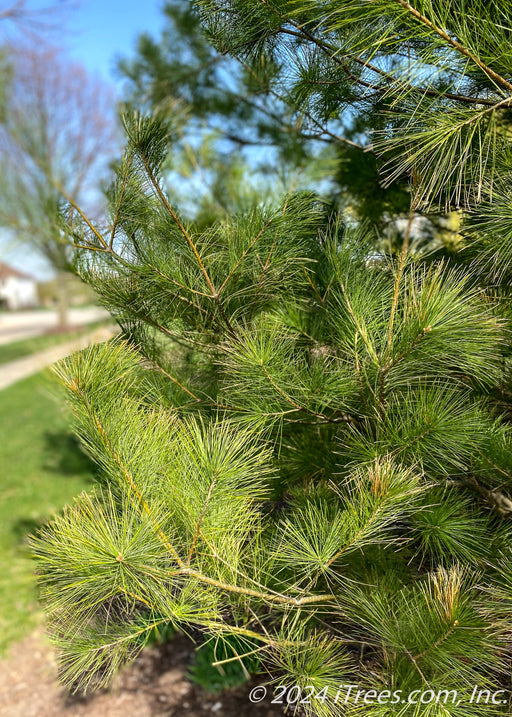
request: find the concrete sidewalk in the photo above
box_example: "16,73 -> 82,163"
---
0,326 -> 116,391
0,307 -> 108,346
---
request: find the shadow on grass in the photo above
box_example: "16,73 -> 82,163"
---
9,431 -> 96,548
42,430 -> 97,478
10,517 -> 44,544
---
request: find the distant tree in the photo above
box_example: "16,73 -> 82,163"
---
117,0 -> 346,225
0,0 -> 75,34
0,43 -> 118,326
120,2 -> 493,258
118,1 -> 422,242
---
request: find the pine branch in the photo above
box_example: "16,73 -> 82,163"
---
177,566 -> 336,606
78,389 -> 184,566
217,214 -> 275,295
109,150 -> 134,249
384,210 -> 415,359
137,151 -> 238,339
186,476 -> 219,565
275,7 -> 502,108
391,0 -> 512,94
413,619 -> 460,661
64,362 -> 337,608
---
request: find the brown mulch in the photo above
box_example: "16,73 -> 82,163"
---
0,630 -> 286,717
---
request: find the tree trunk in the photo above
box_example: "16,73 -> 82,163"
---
56,271 -> 69,330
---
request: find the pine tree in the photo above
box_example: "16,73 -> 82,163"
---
31,3 -> 512,715
118,0 -> 342,226
118,0 -> 413,235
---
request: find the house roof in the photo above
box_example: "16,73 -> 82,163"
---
0,262 -> 34,281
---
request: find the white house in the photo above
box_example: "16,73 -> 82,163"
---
0,263 -> 38,310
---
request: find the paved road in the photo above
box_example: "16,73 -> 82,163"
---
0,326 -> 116,391
0,307 -> 108,346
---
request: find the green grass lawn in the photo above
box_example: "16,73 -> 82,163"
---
0,321 -> 108,366
0,372 -> 94,653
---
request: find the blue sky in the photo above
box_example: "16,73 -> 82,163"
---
1,0 -> 166,277
65,0 -> 165,87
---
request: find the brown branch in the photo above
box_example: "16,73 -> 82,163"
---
379,325 -> 432,408
385,211 -> 415,358
70,378 -> 342,607
217,214 -> 274,295
471,446 -> 512,483
324,505 -> 385,569
144,360 -> 202,402
239,55 -> 370,151
413,620 -> 459,661
248,237 -> 277,319
338,275 -> 380,364
71,242 -> 110,253
139,153 -> 238,338
349,54 -> 501,107
83,400 -> 184,566
177,566 -> 336,606
139,261 -> 226,333
403,647 -> 432,686
47,177 -> 110,251
306,272 -> 326,307
186,477 -> 218,565
145,357 -> 322,422
109,151 -> 133,249
128,308 -> 205,350
278,22 -> 503,107
354,334 -> 373,414
392,0 -> 512,93
212,642 -> 270,668
260,362 -> 356,425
